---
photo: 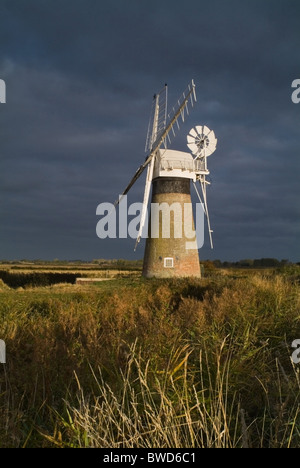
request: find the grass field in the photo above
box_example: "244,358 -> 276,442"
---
0,265 -> 300,447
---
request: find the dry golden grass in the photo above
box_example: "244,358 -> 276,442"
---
0,271 -> 299,447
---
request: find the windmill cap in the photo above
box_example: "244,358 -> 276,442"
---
157,149 -> 194,163
153,149 -> 197,181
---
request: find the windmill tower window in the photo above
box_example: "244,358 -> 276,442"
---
164,257 -> 174,268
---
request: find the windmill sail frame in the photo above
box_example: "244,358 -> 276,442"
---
114,80 -> 197,207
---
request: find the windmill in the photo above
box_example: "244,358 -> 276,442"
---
115,80 -> 217,278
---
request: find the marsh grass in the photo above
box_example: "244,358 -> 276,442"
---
0,272 -> 300,447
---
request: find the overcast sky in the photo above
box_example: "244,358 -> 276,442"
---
0,0 -> 299,262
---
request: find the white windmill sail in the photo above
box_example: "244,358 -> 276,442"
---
145,84 -> 168,153
114,80 -> 197,209
135,89 -> 162,250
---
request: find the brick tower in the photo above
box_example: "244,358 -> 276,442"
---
142,149 -> 201,278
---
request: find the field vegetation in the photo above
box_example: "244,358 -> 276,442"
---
0,263 -> 300,447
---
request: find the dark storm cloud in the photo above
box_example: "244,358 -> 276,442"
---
0,0 -> 299,261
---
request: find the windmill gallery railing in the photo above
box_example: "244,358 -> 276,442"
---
159,159 -> 207,173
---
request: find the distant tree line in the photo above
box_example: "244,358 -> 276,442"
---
208,258 -> 295,268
